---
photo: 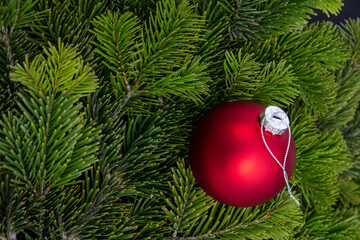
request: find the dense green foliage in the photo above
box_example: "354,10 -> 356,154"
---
0,0 -> 359,239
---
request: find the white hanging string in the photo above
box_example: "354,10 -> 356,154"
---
261,117 -> 300,206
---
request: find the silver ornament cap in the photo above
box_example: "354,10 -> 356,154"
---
260,106 -> 289,135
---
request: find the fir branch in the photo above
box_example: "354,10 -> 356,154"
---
114,17 -> 130,90
172,190 -> 190,238
343,111 -> 360,162
51,166 -> 136,239
162,159 -> 301,239
224,49 -> 262,100
137,10 -> 186,82
340,18 -> 360,66
138,0 -> 204,82
111,88 -> 141,119
227,71 -> 240,101
240,22 -> 349,114
169,189 -> 301,239
289,105 -> 352,210
11,41 -> 98,97
162,159 -> 214,238
0,45 -> 101,237
294,208 -> 360,239
78,186 -> 121,226
195,0 -> 228,78
144,56 -> 210,104
0,0 -> 47,80
119,111 -> 178,184
220,0 -> 265,41
319,62 -> 360,129
0,176 -> 35,238
1,0 -> 360,238
29,0 -> 96,62
0,115 -> 35,192
224,49 -> 298,107
225,49 -> 258,100
4,203 -> 16,240
173,223 -> 247,239
92,11 -> 142,84
0,27 -> 14,71
25,67 -> 46,98
311,0 -> 343,17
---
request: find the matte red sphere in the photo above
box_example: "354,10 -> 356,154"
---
189,101 -> 296,207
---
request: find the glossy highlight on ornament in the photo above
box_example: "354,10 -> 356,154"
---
189,101 -> 296,207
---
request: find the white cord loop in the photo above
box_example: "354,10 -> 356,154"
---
260,107 -> 300,206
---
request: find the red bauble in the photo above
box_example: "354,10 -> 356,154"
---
189,101 -> 296,207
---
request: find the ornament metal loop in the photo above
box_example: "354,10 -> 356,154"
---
259,106 -> 290,135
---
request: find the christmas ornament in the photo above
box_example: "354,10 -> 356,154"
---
189,101 -> 298,207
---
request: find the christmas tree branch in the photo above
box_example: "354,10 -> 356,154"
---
1,0 -> 359,238
173,223 -> 248,239
138,0 -> 204,82
25,68 -> 46,98
3,202 -> 16,240
0,28 -> 14,70
111,88 -> 141,119
227,70 -> 241,101
113,18 -> 130,90
172,192 -> 190,238
137,14 -> 185,83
